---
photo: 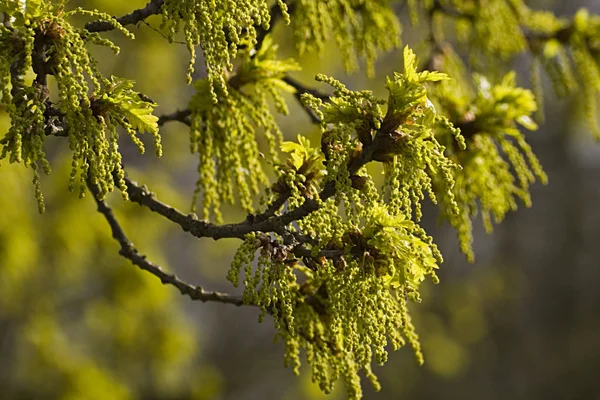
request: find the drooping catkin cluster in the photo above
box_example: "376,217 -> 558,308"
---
430,49 -> 547,261
227,233 -> 298,326
454,0 -> 528,60
427,0 -> 550,62
567,10 -> 600,137
0,1 -> 161,211
0,11 -> 48,213
227,204 -> 442,400
226,47 -> 462,399
160,0 -> 289,100
425,1 -> 600,137
517,6 -> 600,137
292,0 -> 401,76
0,82 -> 50,213
188,36 -> 299,222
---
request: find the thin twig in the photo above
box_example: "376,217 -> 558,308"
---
283,76 -> 330,101
124,174 -> 308,241
122,175 -> 342,258
157,109 -> 191,126
124,174 -> 301,242
85,0 -> 165,33
283,75 -> 330,124
123,112 -> 386,240
88,180 -> 248,306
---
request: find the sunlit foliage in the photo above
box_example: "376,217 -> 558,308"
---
423,0 -> 600,136
1,0 -> 599,399
429,48 -> 547,261
292,0 -> 401,76
0,0 -> 160,213
224,47 -> 466,397
188,36 -> 299,221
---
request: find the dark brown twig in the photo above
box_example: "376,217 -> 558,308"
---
88,180 -> 248,306
122,175 -> 343,258
157,109 -> 191,126
85,0 -> 165,33
283,75 -> 330,124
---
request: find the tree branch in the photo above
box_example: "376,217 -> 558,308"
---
157,109 -> 191,126
123,173 -> 303,241
122,175 -> 343,258
85,0 -> 165,33
283,75 -> 329,124
88,180 -> 248,306
91,179 -> 343,355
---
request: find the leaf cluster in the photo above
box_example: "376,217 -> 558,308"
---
430,50 -> 547,261
3,1 -> 600,400
0,0 -> 160,211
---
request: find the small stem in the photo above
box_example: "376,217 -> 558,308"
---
88,179 -> 249,306
85,0 -> 165,33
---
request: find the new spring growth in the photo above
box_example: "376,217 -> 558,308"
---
0,0 -> 160,212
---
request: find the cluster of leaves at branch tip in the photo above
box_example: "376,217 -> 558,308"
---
429,46 -> 547,262
160,0 -> 290,101
418,0 -> 600,136
278,133 -> 326,200
226,46 -> 463,400
188,35 -> 299,223
522,6 -> 600,136
0,0 -> 161,213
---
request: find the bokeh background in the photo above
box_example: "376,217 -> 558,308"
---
1,0 -> 599,399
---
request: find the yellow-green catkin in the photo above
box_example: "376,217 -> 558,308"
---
226,48 -> 457,399
188,37 -> 299,222
227,203 -> 444,399
530,56 -> 545,123
430,50 -> 547,261
570,10 -> 600,138
160,0 -> 289,101
0,1 -> 160,210
292,0 -> 401,77
443,2 -> 600,138
451,0 -> 526,60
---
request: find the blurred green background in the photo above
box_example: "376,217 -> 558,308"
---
1,0 -> 600,399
